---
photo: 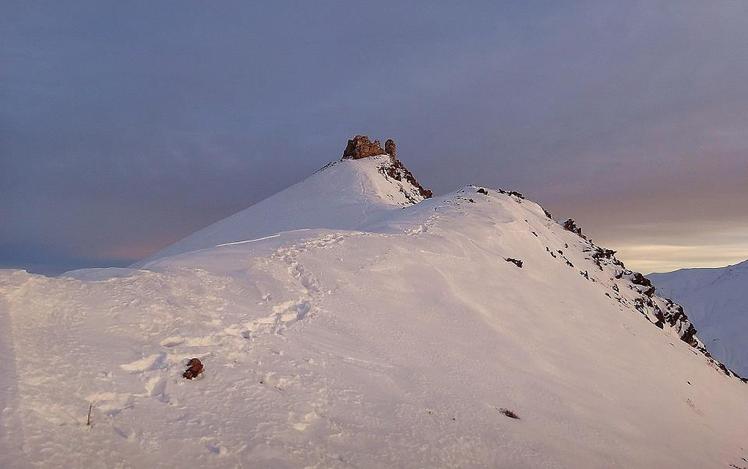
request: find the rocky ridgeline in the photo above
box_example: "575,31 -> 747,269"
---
460,187 -> 743,381
560,217 -> 745,381
342,135 -> 432,201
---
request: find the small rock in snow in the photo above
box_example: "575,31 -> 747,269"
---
183,358 -> 204,380
498,408 -> 520,419
506,258 -> 523,268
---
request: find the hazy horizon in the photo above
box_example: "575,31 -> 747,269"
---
3,1 -> 747,275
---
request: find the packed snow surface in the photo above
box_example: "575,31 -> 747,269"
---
651,260 -> 748,377
1,157 -> 747,468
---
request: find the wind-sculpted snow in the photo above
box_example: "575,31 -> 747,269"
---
1,168 -> 748,467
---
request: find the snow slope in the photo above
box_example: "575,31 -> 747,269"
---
1,157 -> 747,468
136,156 -> 429,265
650,260 -> 748,377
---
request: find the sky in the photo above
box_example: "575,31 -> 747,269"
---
2,0 -> 747,275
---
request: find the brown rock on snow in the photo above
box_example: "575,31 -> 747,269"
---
341,135 -> 432,200
183,358 -> 204,379
342,135 -> 386,159
381,158 -> 433,200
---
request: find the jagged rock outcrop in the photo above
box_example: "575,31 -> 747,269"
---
341,135 -> 433,201
649,260 -> 748,378
380,159 -> 433,201
564,217 -> 744,380
579,238 -> 691,341
505,258 -> 523,268
342,135 -> 386,159
563,219 -> 587,239
385,139 -> 397,160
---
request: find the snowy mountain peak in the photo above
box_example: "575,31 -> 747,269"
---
137,149 -> 431,265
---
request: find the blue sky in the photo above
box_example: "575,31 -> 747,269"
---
2,1 -> 747,274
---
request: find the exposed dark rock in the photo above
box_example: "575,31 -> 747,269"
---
537,201 -> 742,382
183,358 -> 204,380
661,299 -> 699,347
652,305 -> 666,328
340,135 -> 432,201
563,219 -> 587,239
591,247 -> 625,270
629,272 -> 655,297
384,139 -> 397,161
505,258 -> 523,268
380,159 -> 433,200
477,188 -> 488,195
342,135 -> 386,159
498,408 -> 520,419
591,247 -> 616,260
633,297 -> 653,319
543,208 -> 553,219
508,191 -> 525,199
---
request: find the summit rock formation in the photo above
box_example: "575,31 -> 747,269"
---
342,135 -> 387,160
340,135 -> 431,202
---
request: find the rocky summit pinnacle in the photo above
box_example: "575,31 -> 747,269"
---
342,135 -> 396,160
340,135 -> 432,200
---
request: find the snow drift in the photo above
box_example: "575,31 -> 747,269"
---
1,153 -> 747,468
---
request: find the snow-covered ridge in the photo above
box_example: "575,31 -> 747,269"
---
140,149 -> 734,372
552,216 -> 744,381
136,155 -> 431,266
650,259 -> 748,377
2,155 -> 748,468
